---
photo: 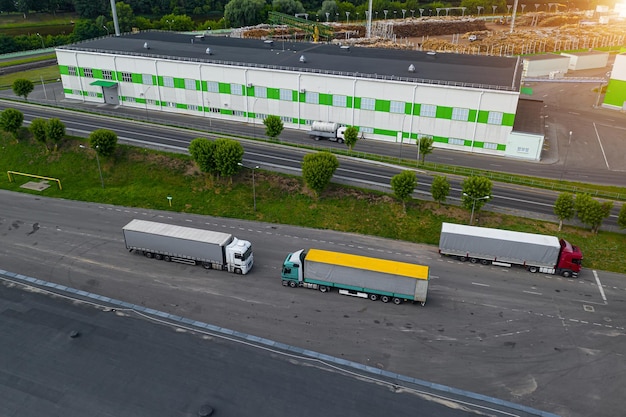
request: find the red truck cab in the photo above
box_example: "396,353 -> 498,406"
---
557,239 -> 583,277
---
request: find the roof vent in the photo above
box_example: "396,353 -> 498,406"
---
299,55 -> 306,63
143,42 -> 150,49
206,47 -> 212,55
408,64 -> 415,72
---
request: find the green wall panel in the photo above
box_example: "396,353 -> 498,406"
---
131,73 -> 143,83
347,97 -> 353,108
219,82 -> 230,94
354,97 -> 361,109
412,103 -> 421,115
604,79 -> 626,107
502,113 -> 515,126
59,65 -> 69,75
404,102 -> 412,114
375,99 -> 390,112
319,93 -> 332,106
173,78 -> 185,89
437,106 -> 452,120
267,88 -> 279,100
477,110 -> 489,123
373,128 -> 395,137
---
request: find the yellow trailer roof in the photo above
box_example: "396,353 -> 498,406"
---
306,249 -> 429,280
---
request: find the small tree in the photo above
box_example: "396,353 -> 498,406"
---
301,151 -> 339,198
0,108 -> 24,139
343,126 -> 359,151
189,137 -> 217,175
224,0 -> 266,28
431,175 -> 450,206
46,118 -> 66,152
554,192 -> 575,231
461,176 -> 492,224
30,118 -> 48,150
417,135 -> 434,164
390,170 -> 417,213
575,193 -> 612,234
89,129 -> 118,157
12,79 -> 34,101
213,138 -> 244,180
263,115 -> 283,140
618,204 -> 626,230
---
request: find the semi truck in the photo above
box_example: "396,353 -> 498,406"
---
307,121 -> 347,143
438,222 -> 582,277
281,248 -> 430,305
122,219 -> 254,274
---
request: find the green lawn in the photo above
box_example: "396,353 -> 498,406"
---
1,129 -> 625,275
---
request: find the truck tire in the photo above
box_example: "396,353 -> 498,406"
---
528,266 -> 539,273
202,262 -> 212,269
234,268 -> 242,274
288,280 -> 297,288
314,136 -> 320,141
480,259 -> 490,265
319,285 -> 330,293
155,254 -> 163,260
458,256 -> 468,262
145,252 -> 154,259
470,258 -> 479,264
392,297 -> 402,305
163,255 -> 171,262
562,270 -> 572,278
380,295 -> 390,303
369,293 -> 378,301
338,138 -> 344,144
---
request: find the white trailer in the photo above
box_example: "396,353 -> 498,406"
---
123,219 -> 254,274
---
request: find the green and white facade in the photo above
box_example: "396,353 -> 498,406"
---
56,33 -> 537,159
603,52 -> 626,111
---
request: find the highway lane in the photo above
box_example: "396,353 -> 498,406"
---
1,100 -> 622,229
1,190 -> 624,417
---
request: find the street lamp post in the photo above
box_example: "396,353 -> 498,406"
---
463,193 -> 489,225
103,25 -> 110,35
80,145 -> 104,188
238,163 -> 259,211
36,33 -> 45,49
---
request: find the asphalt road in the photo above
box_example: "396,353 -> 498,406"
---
1,190 -> 624,417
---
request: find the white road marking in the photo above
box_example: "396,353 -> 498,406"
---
593,270 -> 608,303
471,282 -> 490,287
523,290 -> 542,295
593,122 -> 610,170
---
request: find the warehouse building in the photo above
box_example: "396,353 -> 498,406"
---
56,31 -> 538,159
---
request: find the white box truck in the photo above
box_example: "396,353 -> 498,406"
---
123,219 -> 254,274
307,121 -> 347,143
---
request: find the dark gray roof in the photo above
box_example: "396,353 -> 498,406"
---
61,31 -> 522,91
513,98 -> 544,135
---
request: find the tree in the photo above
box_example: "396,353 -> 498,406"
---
417,135 -> 434,164
189,137 -> 217,174
273,0 -> 305,15
301,152 -> 339,198
554,192 -> 575,231
115,2 -> 136,33
73,0 -> 109,18
0,108 -> 24,139
431,175 -> 450,206
575,193 -> 613,234
160,14 -> 195,31
89,129 -> 118,157
46,118 -> 66,151
618,204 -> 626,230
391,170 -> 417,213
461,176 -> 492,224
213,138 -> 244,180
72,19 -> 103,41
263,115 -> 284,140
224,0 -> 266,28
30,118 -> 48,149
343,126 -> 359,151
318,0 -> 338,19
12,79 -> 34,101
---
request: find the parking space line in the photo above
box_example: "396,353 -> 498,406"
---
593,270 -> 608,304
593,122 -> 610,170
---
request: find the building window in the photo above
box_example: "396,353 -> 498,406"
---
233,110 -> 245,117
360,126 -> 374,134
84,68 -> 93,78
163,76 -> 174,88
255,86 -> 267,98
361,97 -> 375,111
256,113 -> 268,120
483,142 -> 498,150
102,70 -> 113,80
142,74 -> 153,85
207,81 -> 219,93
449,138 -> 465,146
333,95 -> 347,107
517,147 -> 529,154
279,89 -> 292,101
487,111 -> 503,125
72,89 -> 81,95
185,79 -> 196,90
452,107 -> 469,121
390,101 -> 404,114
305,91 -> 319,104
188,104 -> 200,111
125,96 -> 136,103
68,66 -> 77,76
280,116 -> 291,123
164,101 -> 176,108
87,91 -> 98,97
146,99 -> 157,106
122,72 -> 132,82
420,104 -> 436,117
304,120 -> 314,125
231,84 -> 243,95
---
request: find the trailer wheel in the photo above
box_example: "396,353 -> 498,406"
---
528,266 -> 539,273
458,256 -> 468,262
562,270 -> 572,278
338,138 -> 344,144
380,295 -> 390,303
145,252 -> 154,259
480,259 -> 491,265
155,254 -> 163,260
163,256 -> 171,262
470,258 -> 479,264
234,268 -> 242,275
314,136 -> 320,141
202,262 -> 212,269
288,280 -> 297,288
369,293 -> 378,301
319,285 -> 330,293
392,297 -> 402,305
